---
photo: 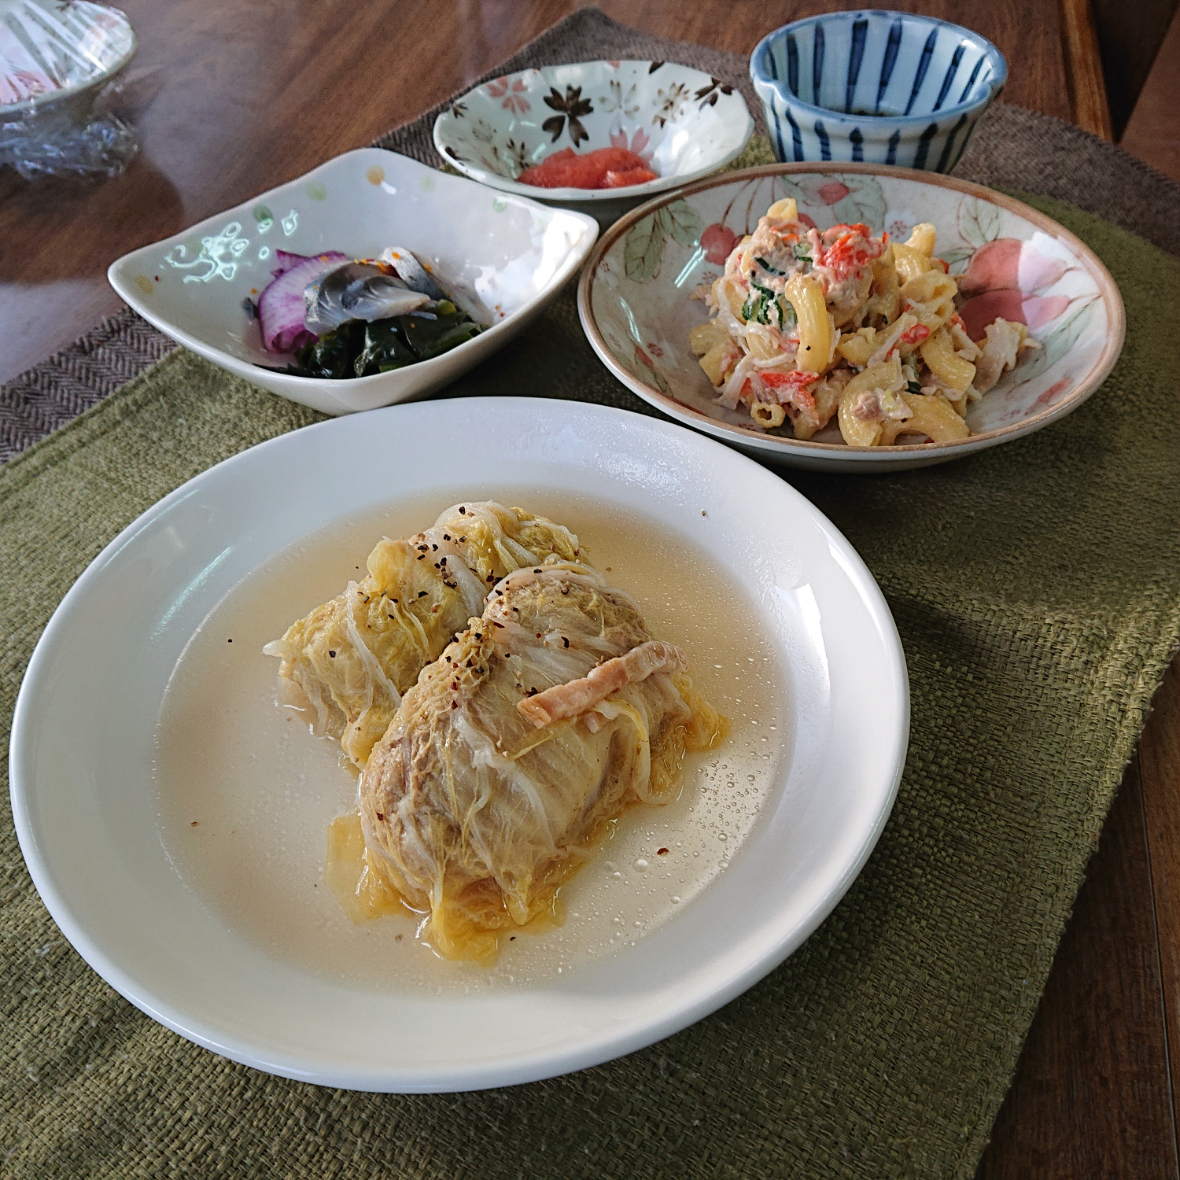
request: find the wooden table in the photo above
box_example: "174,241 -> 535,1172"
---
2,3 -> 1174,1175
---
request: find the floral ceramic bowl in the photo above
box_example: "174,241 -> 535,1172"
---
433,61 -> 753,227
577,164 -> 1124,472
108,149 -> 598,416
0,0 -> 135,114
750,12 -> 1006,171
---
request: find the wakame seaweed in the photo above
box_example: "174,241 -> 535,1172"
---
287,302 -> 484,379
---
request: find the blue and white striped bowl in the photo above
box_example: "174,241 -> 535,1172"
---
750,12 -> 1006,172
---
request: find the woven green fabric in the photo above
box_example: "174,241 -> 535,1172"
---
3,178 -> 1180,1177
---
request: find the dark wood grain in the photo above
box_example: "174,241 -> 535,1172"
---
0,4 -> 1175,1178
976,745 -> 1179,1179
1141,657 -> 1180,1151
0,0 -> 1070,387
1058,0 -> 1114,138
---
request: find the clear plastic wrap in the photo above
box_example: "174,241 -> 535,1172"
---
0,1 -> 146,179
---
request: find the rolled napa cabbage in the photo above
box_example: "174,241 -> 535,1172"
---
264,502 -> 586,770
359,561 -> 727,963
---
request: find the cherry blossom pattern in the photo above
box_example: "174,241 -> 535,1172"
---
652,82 -> 689,128
608,127 -> 653,164
542,86 -> 593,145
485,76 -> 531,115
599,78 -> 640,116
693,77 -> 734,109
1,67 -> 52,104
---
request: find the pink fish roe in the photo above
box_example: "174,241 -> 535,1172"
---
518,147 -> 658,189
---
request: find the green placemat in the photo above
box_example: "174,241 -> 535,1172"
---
5,13 -> 1180,1180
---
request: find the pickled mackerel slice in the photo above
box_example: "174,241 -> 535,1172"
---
263,502 -> 586,770
359,561 -> 727,963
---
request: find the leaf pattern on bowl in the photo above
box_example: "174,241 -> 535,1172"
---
623,200 -> 704,281
590,172 -> 1114,450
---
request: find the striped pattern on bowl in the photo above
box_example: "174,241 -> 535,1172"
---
750,12 -> 1006,172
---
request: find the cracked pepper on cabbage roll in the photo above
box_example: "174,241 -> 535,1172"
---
357,560 -> 727,963
263,502 -> 585,769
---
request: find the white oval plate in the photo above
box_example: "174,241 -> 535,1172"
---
9,398 -> 907,1092
107,150 -> 598,416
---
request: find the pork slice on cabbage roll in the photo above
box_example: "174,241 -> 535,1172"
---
264,502 -> 585,770
358,561 -> 727,963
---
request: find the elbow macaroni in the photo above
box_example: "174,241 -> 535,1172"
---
688,204 -> 1035,446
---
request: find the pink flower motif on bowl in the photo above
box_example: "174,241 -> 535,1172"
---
959,290 -> 1072,341
701,223 -> 738,265
609,126 -> 653,164
485,76 -> 531,115
958,238 -> 1067,297
817,180 -> 850,205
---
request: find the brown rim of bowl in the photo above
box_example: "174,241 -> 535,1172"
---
576,162 -> 1126,456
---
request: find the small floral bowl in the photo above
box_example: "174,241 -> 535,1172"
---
750,12 -> 1006,171
433,61 -> 753,227
577,164 -> 1123,473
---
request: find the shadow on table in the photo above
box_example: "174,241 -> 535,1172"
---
0,155 -> 184,282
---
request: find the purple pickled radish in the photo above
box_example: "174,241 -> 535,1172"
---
257,251 -> 348,353
271,249 -> 320,279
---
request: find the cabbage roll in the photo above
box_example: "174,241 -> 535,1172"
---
264,503 -> 585,769
359,561 -> 727,962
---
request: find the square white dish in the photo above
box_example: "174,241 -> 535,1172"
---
10,399 -> 907,1092
108,149 -> 598,416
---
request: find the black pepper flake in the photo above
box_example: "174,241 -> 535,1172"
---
418,591 -> 427,598
451,681 -> 458,690
388,614 -> 395,620
533,568 -> 542,574
329,650 -> 336,657
476,667 -> 484,674
492,621 -> 504,628
443,534 -> 451,541
363,595 -> 370,604
432,544 -> 438,551
190,820 -> 199,827
434,562 -> 440,568
561,587 -> 569,595
391,598 -> 398,604
474,633 -> 482,640
459,536 -> 466,542
451,701 -> 458,709
526,688 -> 538,696
417,554 -> 425,560
562,636 -> 570,648
657,847 -> 669,855
376,812 -> 384,822
536,632 -> 542,638
458,506 -> 466,514
227,638 -> 232,643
